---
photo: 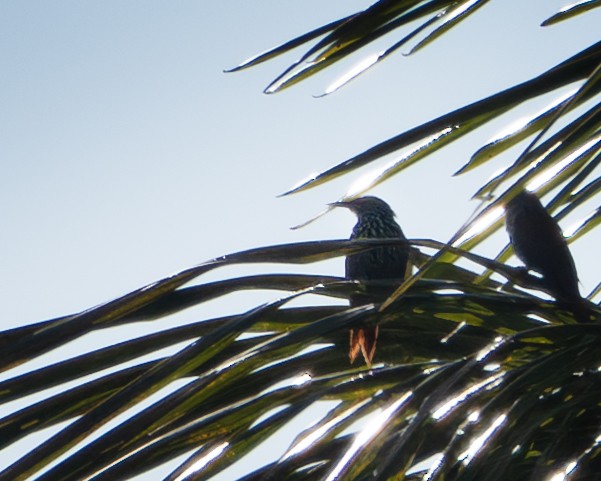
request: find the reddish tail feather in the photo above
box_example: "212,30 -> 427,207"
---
349,325 -> 379,366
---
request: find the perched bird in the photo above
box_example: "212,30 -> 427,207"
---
331,196 -> 409,365
505,190 -> 592,321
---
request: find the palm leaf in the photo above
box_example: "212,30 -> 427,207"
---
2,236 -> 599,480
4,2 -> 601,480
541,0 -> 601,26
279,40 -> 601,196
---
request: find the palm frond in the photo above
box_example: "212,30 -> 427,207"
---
541,0 -> 601,26
1,237 -> 599,480
4,3 -> 601,480
279,41 -> 601,197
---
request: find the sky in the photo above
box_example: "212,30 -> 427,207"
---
1,1 -> 600,479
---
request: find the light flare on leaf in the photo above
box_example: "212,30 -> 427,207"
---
432,372 -> 504,420
319,52 -> 382,97
325,392 -> 413,481
459,413 -> 507,466
527,132 -> 601,192
546,460 -> 578,481
282,399 -> 371,460
454,205 -> 505,246
171,442 -> 229,481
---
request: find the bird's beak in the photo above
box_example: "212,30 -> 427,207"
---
329,200 -> 351,209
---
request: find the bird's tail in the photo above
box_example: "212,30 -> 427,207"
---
349,325 -> 379,366
560,297 -> 598,323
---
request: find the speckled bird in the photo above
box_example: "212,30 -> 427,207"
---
331,196 -> 409,365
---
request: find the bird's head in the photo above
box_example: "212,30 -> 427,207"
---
330,196 -> 396,219
506,190 -> 538,209
505,190 -> 546,220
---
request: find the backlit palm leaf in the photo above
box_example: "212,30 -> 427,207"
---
3,2 -> 601,480
1,237 -> 599,480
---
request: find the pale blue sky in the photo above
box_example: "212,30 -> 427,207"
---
1,1 -> 599,479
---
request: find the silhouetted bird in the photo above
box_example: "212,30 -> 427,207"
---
331,196 -> 409,365
505,190 -> 593,322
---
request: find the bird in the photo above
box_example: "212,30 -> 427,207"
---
505,190 -> 593,322
331,196 -> 410,365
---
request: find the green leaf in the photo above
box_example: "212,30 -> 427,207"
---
541,0 -> 601,26
280,41 -> 601,196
